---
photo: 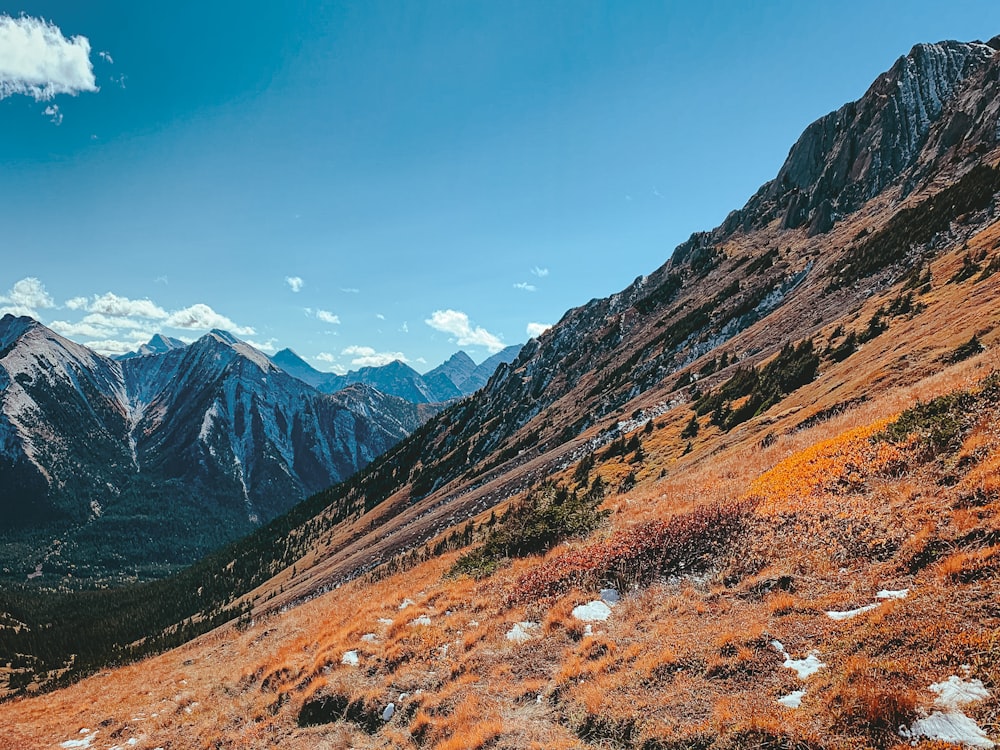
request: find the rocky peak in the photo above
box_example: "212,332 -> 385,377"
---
730,39 -> 997,237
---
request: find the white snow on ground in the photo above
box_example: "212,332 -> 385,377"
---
60,730 -> 97,748
778,690 -> 806,708
378,618 -> 393,625
599,588 -> 620,604
398,598 -> 415,610
409,615 -> 431,626
826,603 -> 879,620
506,622 -> 540,644
902,675 -> 994,748
772,641 -> 825,679
341,650 -> 359,666
877,588 -> 909,600
905,712 -> 994,748
361,633 -> 378,643
572,600 -> 612,622
783,651 -> 826,679
382,702 -> 396,721
931,675 -> 991,708
827,588 -> 910,620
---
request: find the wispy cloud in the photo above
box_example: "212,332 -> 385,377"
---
342,345 -> 408,367
0,277 -> 56,317
0,15 -> 98,101
526,322 -> 552,338
98,50 -> 113,64
316,309 -> 340,325
425,309 -> 504,353
531,266 -> 549,278
376,313 -> 385,320
513,282 -> 536,292
165,303 -> 255,335
246,338 -> 277,353
340,287 -> 360,294
285,276 -> 304,293
42,103 -> 61,124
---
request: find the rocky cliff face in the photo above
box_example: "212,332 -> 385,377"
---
722,40 -> 1000,237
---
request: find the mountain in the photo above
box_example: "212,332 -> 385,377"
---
0,318 -> 431,582
270,346 -> 522,402
458,343 -> 523,394
269,347 -> 327,388
423,351 -> 476,393
5,38 -> 1000,749
114,333 -> 186,360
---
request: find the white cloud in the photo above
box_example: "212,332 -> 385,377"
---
245,338 -> 277,354
513,282 -> 536,292
82,338 -> 145,356
49,319 -> 112,338
165,303 -> 255,335
526,322 -> 552,338
0,277 -> 56,316
315,352 -> 347,375
316,309 -> 340,325
400,322 -> 409,333
285,276 -> 304,293
80,312 -> 154,331
0,15 -> 98,101
65,296 -> 88,310
342,345 -> 408,367
98,50 -> 113,64
425,309 -> 504,353
43,103 -> 61,124
376,313 -> 385,320
531,266 -> 549,278
340,287 -> 360,294
86,292 -> 168,319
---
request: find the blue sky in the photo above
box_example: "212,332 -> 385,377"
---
2,1 -> 999,371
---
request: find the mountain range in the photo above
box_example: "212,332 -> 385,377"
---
0,320 -> 439,581
269,345 -> 522,403
4,36 -> 1000,750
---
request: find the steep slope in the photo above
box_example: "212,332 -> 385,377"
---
4,39 -> 1000,748
0,321 -> 430,583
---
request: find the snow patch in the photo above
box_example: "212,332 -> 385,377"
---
60,731 -> 97,748
398,598 -> 415,610
778,690 -> 806,709
361,633 -> 378,643
382,702 -> 395,721
826,603 -> 879,621
341,650 -> 359,666
409,615 -> 431,627
782,651 -> 826,679
876,588 -> 909,600
505,621 -> 540,644
572,600 -> 612,622
902,675 -> 994,748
